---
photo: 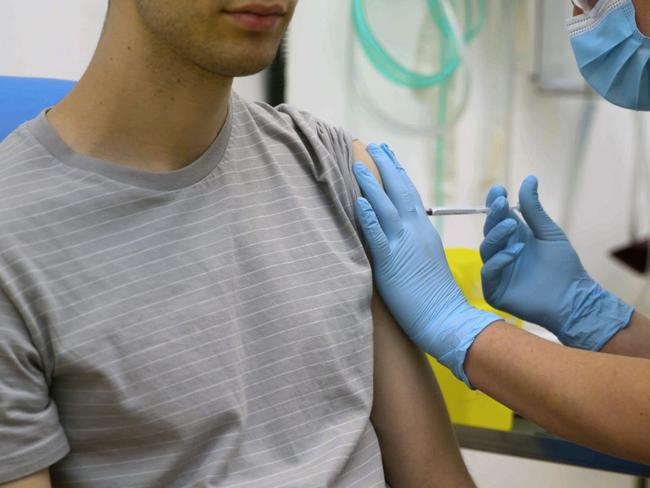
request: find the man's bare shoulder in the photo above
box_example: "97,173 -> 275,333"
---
352,139 -> 383,185
0,469 -> 52,488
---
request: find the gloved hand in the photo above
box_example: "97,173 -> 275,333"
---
480,175 -> 634,350
352,143 -> 501,386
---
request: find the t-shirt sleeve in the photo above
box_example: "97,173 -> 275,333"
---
258,100 -> 363,232
282,107 -> 362,222
312,119 -> 362,225
0,288 -> 69,483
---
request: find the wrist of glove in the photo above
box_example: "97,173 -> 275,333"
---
558,279 -> 634,350
417,302 -> 501,386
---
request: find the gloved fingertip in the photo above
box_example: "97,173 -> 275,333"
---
493,195 -> 508,209
484,198 -> 510,237
354,161 -> 374,174
354,198 -> 370,218
366,143 -> 382,155
379,142 -> 394,155
519,175 -> 540,204
523,174 -> 538,187
486,185 -> 508,206
509,242 -> 525,256
380,143 -> 403,168
355,196 -> 371,210
355,199 -> 378,231
503,218 -> 517,229
518,175 -> 567,241
481,244 -> 523,290
489,184 -> 508,194
487,218 -> 517,242
480,218 -> 518,263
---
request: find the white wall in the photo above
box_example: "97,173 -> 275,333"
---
287,0 -> 646,486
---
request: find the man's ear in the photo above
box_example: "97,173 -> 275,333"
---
352,139 -> 383,187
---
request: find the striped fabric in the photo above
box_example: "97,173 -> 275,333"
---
0,92 -> 386,487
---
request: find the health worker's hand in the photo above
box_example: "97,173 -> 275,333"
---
480,175 -> 634,350
352,144 -> 501,386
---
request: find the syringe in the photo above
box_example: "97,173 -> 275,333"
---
426,205 -> 520,217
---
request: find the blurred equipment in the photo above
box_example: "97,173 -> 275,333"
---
532,0 -> 596,234
532,0 -> 589,93
352,0 -> 462,89
559,97 -> 596,231
611,112 -> 650,314
349,0 -> 469,138
612,239 -> 649,274
350,0 -> 488,232
472,0 -> 519,202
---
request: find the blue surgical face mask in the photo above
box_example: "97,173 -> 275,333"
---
568,0 -> 650,111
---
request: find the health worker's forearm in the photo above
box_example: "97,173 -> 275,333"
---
600,311 -> 650,360
465,321 -> 650,465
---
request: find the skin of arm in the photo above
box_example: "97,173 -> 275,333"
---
0,469 -> 51,488
354,141 -> 475,488
465,321 -> 650,465
600,311 -> 650,360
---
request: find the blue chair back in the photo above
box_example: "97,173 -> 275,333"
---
0,76 -> 75,141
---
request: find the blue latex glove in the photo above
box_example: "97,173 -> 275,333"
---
352,143 -> 501,386
480,175 -> 634,350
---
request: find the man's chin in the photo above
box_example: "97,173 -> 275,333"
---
228,64 -> 274,77
199,57 -> 278,78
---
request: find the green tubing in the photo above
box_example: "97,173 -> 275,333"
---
352,0 -> 462,89
463,0 -> 486,42
352,0 -> 487,233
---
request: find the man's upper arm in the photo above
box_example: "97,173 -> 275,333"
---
0,287 -> 68,483
351,141 -> 474,488
0,469 -> 51,488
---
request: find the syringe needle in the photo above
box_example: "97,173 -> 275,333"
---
426,205 -> 520,216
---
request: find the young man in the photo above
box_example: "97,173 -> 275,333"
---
0,1 -> 473,487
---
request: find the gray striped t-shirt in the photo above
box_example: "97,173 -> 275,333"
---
0,92 -> 386,487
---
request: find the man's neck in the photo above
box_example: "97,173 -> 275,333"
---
47,3 -> 232,172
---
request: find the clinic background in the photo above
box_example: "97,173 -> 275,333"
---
1,1 -> 647,487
